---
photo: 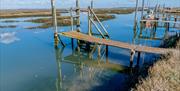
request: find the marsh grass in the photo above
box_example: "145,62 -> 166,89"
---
132,38 -> 180,91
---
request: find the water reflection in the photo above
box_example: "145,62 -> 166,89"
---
54,45 -> 130,91
0,32 -> 20,44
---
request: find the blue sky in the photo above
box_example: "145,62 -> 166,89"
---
0,0 -> 179,9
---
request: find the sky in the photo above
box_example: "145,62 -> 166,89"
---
0,0 -> 180,9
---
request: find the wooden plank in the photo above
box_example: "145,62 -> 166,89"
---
60,31 -> 173,54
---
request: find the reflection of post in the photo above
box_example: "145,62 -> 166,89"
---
105,45 -> 109,63
55,47 -> 65,91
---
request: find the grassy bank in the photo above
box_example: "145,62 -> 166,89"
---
0,25 -> 17,28
132,36 -> 180,91
25,14 -> 115,29
93,8 -> 134,14
0,8 -> 133,18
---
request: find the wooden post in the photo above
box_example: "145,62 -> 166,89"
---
76,0 -> 81,52
91,0 -> 93,9
88,7 -> 92,36
76,0 -> 80,32
70,8 -> 74,50
106,45 -> 109,63
137,52 -> 141,66
51,0 -> 58,46
98,45 -> 101,57
141,0 -> 145,19
134,0 -> 139,30
130,49 -> 135,67
51,0 -> 64,47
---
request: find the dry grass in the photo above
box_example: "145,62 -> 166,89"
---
132,40 -> 180,91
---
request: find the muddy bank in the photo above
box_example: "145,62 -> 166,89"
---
130,35 -> 180,91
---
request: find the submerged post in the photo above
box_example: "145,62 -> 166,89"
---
51,0 -> 64,47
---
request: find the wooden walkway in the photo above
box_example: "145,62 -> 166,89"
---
60,31 -> 173,54
141,19 -> 180,24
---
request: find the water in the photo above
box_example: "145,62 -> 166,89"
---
0,12 -> 179,91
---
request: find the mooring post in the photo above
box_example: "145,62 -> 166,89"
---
130,49 -> 135,67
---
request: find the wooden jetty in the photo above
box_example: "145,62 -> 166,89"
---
141,19 -> 180,24
60,31 -> 172,54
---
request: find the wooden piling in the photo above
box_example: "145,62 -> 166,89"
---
70,8 -> 74,50
51,0 -> 64,46
141,0 -> 145,19
88,7 -> 92,36
130,49 -> 135,67
137,52 -> 141,66
76,0 -> 80,32
98,45 -> 101,57
134,0 -> 138,30
106,45 -> 109,63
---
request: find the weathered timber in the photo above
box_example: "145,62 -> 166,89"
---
60,31 -> 174,54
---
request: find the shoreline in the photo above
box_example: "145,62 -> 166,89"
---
131,34 -> 180,91
0,8 -> 134,18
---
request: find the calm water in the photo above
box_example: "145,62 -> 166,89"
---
0,12 -> 179,91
